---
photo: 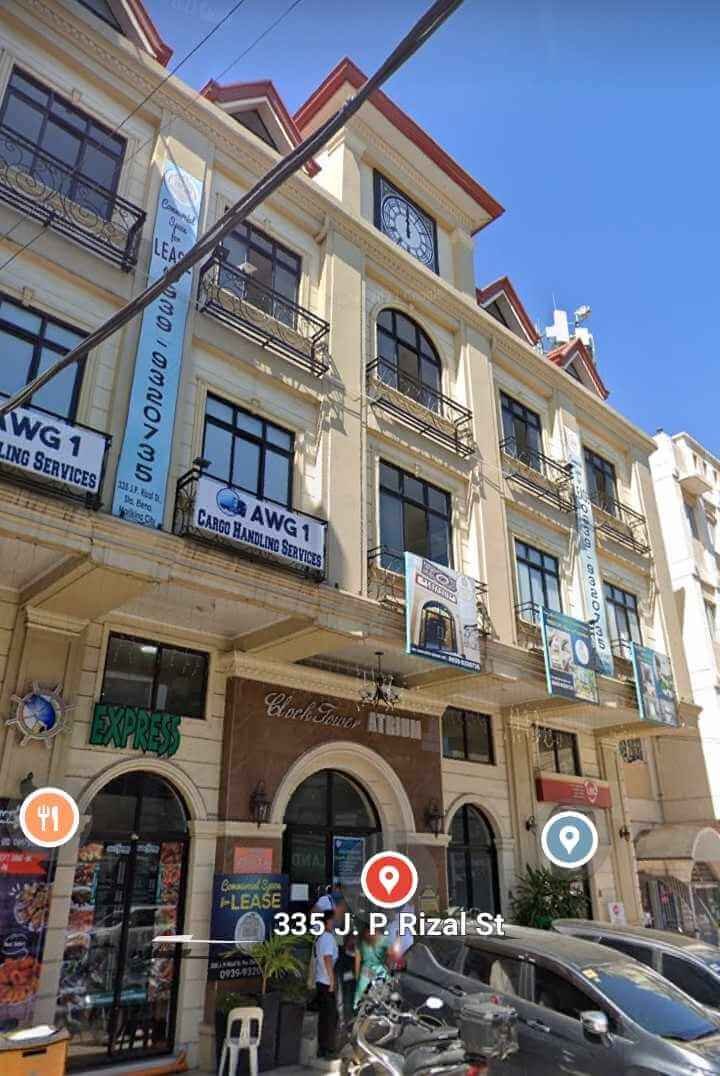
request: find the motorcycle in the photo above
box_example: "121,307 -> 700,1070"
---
341,977 -> 517,1076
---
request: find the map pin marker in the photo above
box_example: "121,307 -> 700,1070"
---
379,865 -> 400,895
559,825 -> 580,855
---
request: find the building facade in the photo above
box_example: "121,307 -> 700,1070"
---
0,0 -> 706,1070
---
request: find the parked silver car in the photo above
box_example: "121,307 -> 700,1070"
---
553,918 -> 720,1014
399,923 -> 720,1074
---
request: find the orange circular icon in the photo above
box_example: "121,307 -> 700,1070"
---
19,787 -> 80,848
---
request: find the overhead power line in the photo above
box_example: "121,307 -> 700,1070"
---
0,0 -> 463,419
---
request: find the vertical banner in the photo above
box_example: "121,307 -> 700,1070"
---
564,428 -> 614,676
540,608 -> 599,704
112,163 -> 203,527
404,553 -> 482,670
630,643 -> 679,727
0,800 -> 52,1031
207,873 -> 287,981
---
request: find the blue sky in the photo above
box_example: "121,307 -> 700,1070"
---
149,0 -> 717,452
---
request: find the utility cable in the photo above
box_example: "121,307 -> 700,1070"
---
0,0 -> 464,418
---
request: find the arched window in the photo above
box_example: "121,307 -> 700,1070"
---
376,308 -> 442,412
447,804 -> 499,913
283,770 -> 381,905
419,601 -> 457,652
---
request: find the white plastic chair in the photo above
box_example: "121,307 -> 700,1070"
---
219,1006 -> 263,1076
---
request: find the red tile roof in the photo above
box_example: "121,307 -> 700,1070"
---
547,338 -> 609,400
201,78 -> 320,176
294,57 -> 504,232
127,0 -> 172,66
476,276 -> 540,345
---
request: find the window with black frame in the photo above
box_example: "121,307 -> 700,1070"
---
222,222 -> 301,328
376,309 -> 442,413
101,634 -> 208,719
514,539 -> 561,625
447,805 -> 499,913
536,726 -> 581,776
583,447 -> 618,514
202,395 -> 294,507
0,294 -> 85,419
604,582 -> 642,659
443,708 -> 494,763
0,67 -> 126,219
378,461 -> 452,572
500,393 -> 542,471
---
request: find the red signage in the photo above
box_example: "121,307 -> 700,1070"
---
0,851 -> 47,875
536,775 -> 611,809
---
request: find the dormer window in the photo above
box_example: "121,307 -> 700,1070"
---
74,0 -> 124,32
376,309 -> 441,413
236,109 -> 277,150
374,172 -> 437,272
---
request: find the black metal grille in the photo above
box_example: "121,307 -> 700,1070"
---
367,545 -> 491,634
367,359 -> 474,457
589,492 -> 650,555
197,247 -> 330,377
499,437 -> 574,511
0,127 -> 145,269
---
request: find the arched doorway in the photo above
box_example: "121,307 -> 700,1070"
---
57,772 -> 189,1069
282,770 -> 381,907
447,805 -> 499,913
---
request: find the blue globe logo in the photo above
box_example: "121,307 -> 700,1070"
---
22,694 -> 57,735
216,487 -> 246,518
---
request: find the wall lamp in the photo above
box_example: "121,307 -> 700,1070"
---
250,781 -> 271,827
425,800 -> 445,838
618,825 -> 632,842
525,815 -> 537,833
19,772 -> 36,799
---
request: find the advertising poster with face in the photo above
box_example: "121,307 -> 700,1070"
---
404,553 -> 482,671
630,643 -> 679,727
540,608 -> 599,704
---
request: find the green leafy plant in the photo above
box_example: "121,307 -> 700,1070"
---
217,991 -> 258,1014
511,865 -> 589,929
251,933 -> 304,995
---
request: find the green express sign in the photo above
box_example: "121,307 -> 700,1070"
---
90,703 -> 181,757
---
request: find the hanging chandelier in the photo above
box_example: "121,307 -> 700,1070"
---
358,651 -> 401,710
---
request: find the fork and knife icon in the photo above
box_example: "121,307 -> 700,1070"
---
37,803 -> 60,833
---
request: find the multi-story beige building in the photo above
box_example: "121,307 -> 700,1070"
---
0,0 -> 710,1070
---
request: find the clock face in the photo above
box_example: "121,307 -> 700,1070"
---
380,193 -> 436,268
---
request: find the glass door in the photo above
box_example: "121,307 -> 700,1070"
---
56,774 -> 188,1069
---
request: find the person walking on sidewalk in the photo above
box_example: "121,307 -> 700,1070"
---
315,908 -> 339,1059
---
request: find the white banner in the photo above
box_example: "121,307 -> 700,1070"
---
0,405 -> 106,495
404,553 -> 482,670
192,474 -> 326,575
564,428 -> 614,677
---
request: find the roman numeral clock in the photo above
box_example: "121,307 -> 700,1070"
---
375,172 -> 438,272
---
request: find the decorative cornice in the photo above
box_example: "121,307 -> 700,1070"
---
24,606 -> 88,636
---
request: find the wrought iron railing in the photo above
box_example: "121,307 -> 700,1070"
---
367,359 -> 474,457
515,601 -> 545,627
499,437 -> 574,512
0,402 -> 111,509
589,491 -> 650,554
197,247 -> 330,377
367,545 -> 491,634
611,636 -> 636,661
0,127 -> 145,269
172,466 -> 328,580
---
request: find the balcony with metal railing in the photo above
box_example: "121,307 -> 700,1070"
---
499,437 -> 574,512
367,359 -> 475,457
197,247 -> 330,377
0,127 -> 146,269
367,545 -> 491,634
589,491 -> 650,555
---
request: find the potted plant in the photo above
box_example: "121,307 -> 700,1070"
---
251,933 -> 305,1071
276,976 -> 312,1067
511,865 -> 590,929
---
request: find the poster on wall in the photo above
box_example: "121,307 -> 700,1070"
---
0,800 -> 53,1031
630,643 -> 679,727
207,873 -> 287,981
564,428 -> 614,677
332,836 -> 365,890
112,162 -> 204,527
540,608 -> 599,704
404,553 -> 482,670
